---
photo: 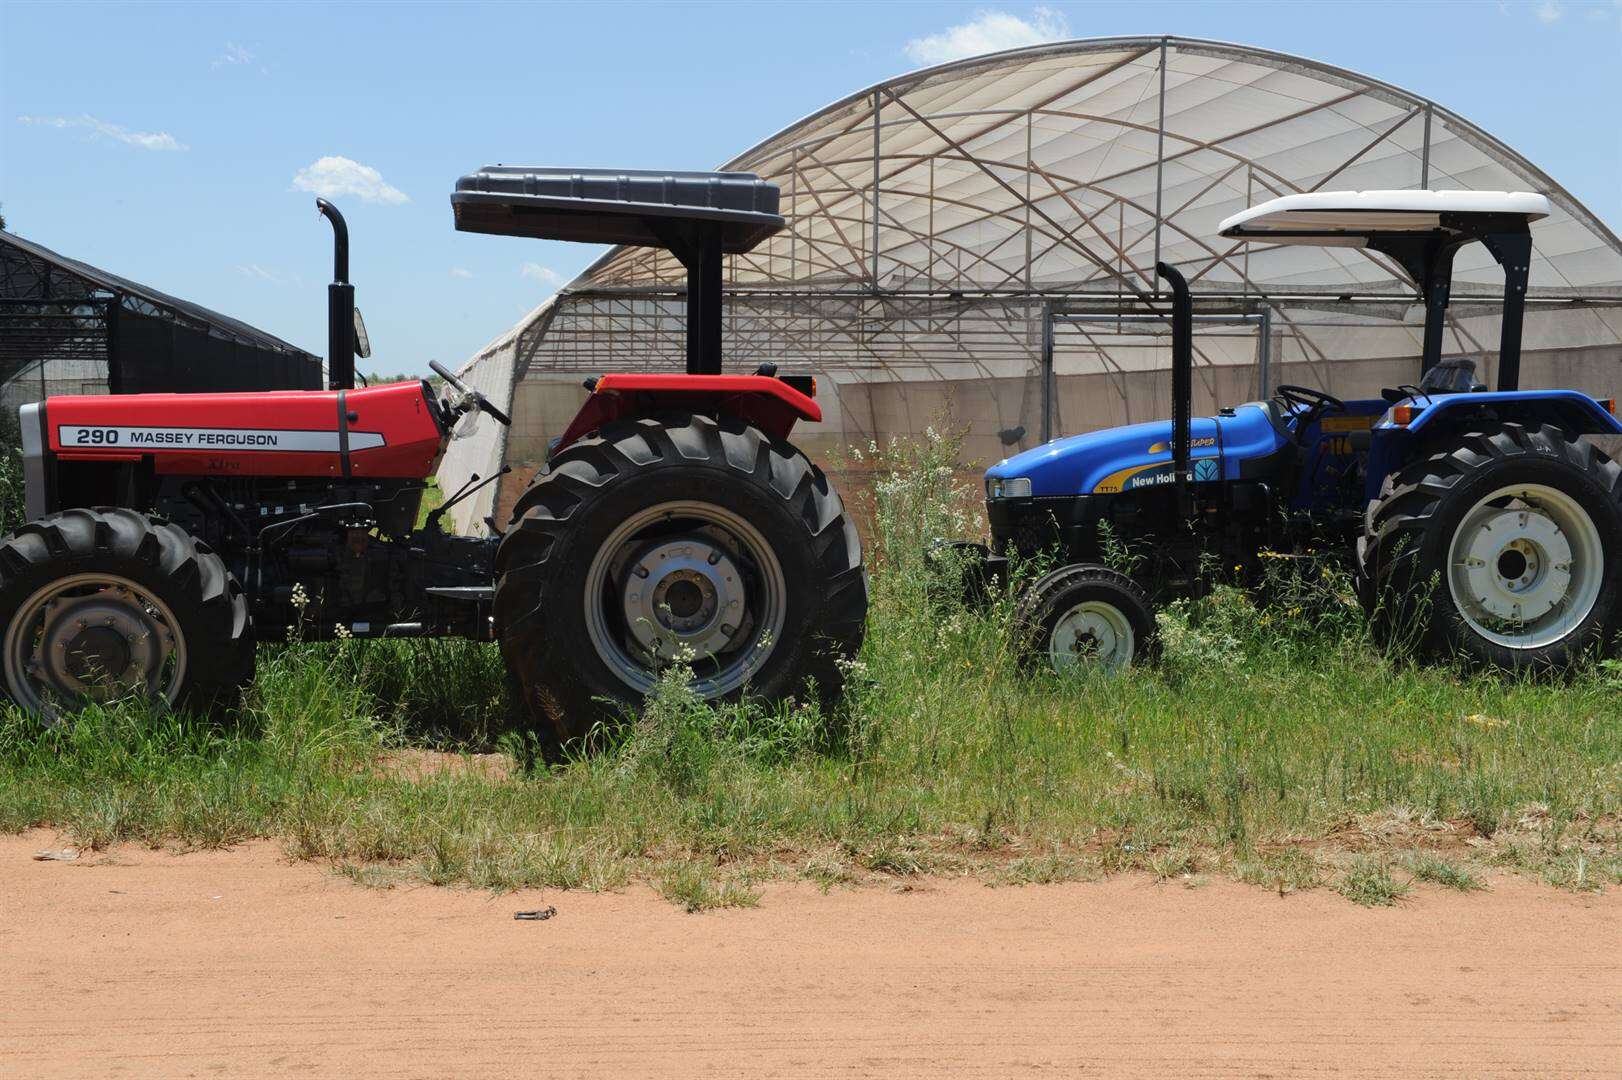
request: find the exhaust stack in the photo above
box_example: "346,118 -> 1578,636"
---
1156,261 -> 1193,514
317,198 -> 355,391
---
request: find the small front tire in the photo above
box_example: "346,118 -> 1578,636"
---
1014,563 -> 1155,672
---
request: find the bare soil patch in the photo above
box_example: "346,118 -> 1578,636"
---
2,831 -> 1618,1078
372,747 -> 514,782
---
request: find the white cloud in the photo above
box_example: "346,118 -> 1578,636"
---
449,267 -> 474,279
290,156 -> 408,205
19,114 -> 186,151
1535,0 -> 1563,21
520,262 -> 564,286
904,7 -> 1069,65
213,42 -> 255,68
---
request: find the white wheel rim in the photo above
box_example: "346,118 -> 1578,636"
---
1446,483 -> 1605,650
1048,600 -> 1135,671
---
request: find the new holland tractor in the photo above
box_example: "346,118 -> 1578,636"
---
980,190 -> 1622,672
0,168 -> 868,742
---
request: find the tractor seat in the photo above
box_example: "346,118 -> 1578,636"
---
1382,356 -> 1486,402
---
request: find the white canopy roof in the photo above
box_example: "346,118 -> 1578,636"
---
1219,190 -> 1552,244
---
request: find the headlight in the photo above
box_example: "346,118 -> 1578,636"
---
987,476 -> 1032,499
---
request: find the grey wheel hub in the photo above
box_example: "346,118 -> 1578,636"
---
622,536 -> 746,660
4,574 -> 186,717
585,500 -> 788,697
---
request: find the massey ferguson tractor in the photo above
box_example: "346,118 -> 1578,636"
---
0,168 -> 868,742
978,191 -> 1622,673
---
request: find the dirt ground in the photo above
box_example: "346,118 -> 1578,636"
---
2,832 -> 1617,1079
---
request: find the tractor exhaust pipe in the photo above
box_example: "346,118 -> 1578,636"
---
1156,262 -> 1193,514
317,198 -> 355,391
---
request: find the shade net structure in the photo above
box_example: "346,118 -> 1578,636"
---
0,230 -> 322,422
441,36 -> 1622,534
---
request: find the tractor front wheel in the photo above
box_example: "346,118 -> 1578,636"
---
0,509 -> 255,721
1361,422 -> 1622,669
493,412 -> 867,745
1015,563 -> 1155,673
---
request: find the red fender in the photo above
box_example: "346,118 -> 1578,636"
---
553,374 -> 820,453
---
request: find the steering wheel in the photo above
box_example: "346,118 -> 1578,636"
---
1273,384 -> 1346,447
1274,384 -> 1345,414
429,360 -> 512,427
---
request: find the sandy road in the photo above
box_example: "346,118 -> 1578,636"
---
1,832 -> 1617,1079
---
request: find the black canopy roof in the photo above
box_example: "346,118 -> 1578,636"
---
451,167 -> 785,254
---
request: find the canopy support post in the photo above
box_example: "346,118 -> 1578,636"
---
1481,228 -> 1531,392
649,220 -> 725,375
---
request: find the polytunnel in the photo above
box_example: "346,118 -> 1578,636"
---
439,35 -> 1622,533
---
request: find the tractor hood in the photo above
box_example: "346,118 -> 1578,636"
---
986,403 -> 1283,497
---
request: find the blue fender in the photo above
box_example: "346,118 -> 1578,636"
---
1390,389 -> 1622,437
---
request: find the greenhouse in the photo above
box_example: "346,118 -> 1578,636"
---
0,230 -> 322,417
439,36 -> 1622,533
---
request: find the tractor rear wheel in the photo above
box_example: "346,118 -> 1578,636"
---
1360,422 -> 1622,669
1014,563 -> 1155,673
0,509 -> 255,721
493,412 -> 867,745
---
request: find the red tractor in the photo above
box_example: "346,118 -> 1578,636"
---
0,168 -> 868,743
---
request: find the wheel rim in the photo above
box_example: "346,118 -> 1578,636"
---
2,573 -> 188,720
1445,483 -> 1605,650
583,500 -> 787,697
1048,600 -> 1135,671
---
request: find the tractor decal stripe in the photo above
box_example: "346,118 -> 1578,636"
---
57,425 -> 386,453
1092,453 -> 1222,494
1092,463 -> 1156,494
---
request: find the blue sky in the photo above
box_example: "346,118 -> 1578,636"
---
2,1 -> 1618,376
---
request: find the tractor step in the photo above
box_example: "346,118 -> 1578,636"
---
424,586 -> 495,604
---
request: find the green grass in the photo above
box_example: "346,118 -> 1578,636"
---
1336,856 -> 1413,907
1,428 -> 1619,908
655,861 -> 762,913
1400,852 -> 1487,892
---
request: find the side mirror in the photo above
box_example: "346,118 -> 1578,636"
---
353,308 -> 372,359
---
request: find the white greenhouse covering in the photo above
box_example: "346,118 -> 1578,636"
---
441,36 -> 1622,534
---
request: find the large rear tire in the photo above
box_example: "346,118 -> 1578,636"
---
1360,422 -> 1622,669
493,412 -> 867,744
0,508 -> 255,721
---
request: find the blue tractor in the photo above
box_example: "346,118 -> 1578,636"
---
981,191 -> 1622,672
